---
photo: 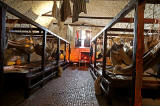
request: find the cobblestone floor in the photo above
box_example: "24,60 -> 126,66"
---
19,67 -> 107,106
2,67 -> 160,106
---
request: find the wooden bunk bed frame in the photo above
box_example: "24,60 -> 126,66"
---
89,0 -> 160,105
0,1 -> 71,98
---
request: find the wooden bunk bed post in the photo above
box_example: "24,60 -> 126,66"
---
68,44 -> 70,62
27,37 -> 31,63
27,53 -> 31,63
0,6 -> 6,104
64,42 -> 66,62
102,30 -> 107,76
89,42 -> 92,64
56,38 -> 60,65
41,30 -> 47,86
94,40 -> 97,68
41,30 -> 47,71
133,0 -> 145,106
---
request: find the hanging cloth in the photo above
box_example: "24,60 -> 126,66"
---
60,0 -> 71,22
52,0 -> 57,17
52,0 -> 61,22
72,0 -> 87,23
52,0 -> 63,30
76,30 -> 79,40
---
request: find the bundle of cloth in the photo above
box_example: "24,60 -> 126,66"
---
107,38 -> 160,76
4,33 -> 59,65
52,0 -> 89,27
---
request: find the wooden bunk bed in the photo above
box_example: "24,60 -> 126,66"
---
89,0 -> 160,105
0,1 -> 70,98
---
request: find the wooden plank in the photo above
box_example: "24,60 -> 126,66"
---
94,40 -> 97,68
64,42 -> 66,62
102,30 -> 107,76
0,6 -> 6,105
134,0 -> 145,106
91,0 -> 136,42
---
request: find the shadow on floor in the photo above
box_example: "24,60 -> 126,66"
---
95,93 -> 131,106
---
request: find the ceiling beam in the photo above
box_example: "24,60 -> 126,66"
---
10,28 -> 157,35
23,0 -> 129,1
146,0 -> 160,4
6,18 -> 159,25
91,0 -> 136,42
7,27 -> 41,31
23,0 -> 160,3
23,0 -> 62,1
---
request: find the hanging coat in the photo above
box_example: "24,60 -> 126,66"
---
52,0 -> 58,17
72,0 -> 87,23
60,0 -> 71,22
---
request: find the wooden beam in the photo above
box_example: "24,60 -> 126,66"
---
68,44 -> 70,62
53,23 -> 105,27
91,0 -> 136,42
56,38 -> 60,65
0,6 -> 6,106
41,30 -> 47,72
6,18 -> 159,25
102,30 -> 107,76
6,19 -> 27,24
9,32 -> 44,35
109,28 -> 157,33
8,27 -> 41,31
27,36 -> 31,63
54,17 -> 159,24
23,0 -> 62,1
23,0 -> 129,1
9,28 -> 157,35
64,42 -> 66,62
134,0 -> 145,106
94,40 -> 97,68
120,18 -> 159,24
146,0 -> 160,4
0,1 -> 69,44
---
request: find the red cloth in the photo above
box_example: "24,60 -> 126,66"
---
76,30 -> 79,40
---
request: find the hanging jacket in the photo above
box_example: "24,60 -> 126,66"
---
60,0 -> 71,22
72,0 -> 87,23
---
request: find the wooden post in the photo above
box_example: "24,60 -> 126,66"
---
27,54 -> 31,63
94,40 -> 97,68
0,6 -> 6,105
133,0 -> 145,106
102,30 -> 107,76
27,37 -> 31,63
64,42 -> 66,62
89,42 -> 93,64
41,30 -> 47,71
56,38 -> 60,65
68,44 -> 70,62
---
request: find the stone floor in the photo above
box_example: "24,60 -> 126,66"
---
19,67 -> 109,106
2,67 -> 160,106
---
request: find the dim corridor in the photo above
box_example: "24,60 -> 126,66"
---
18,67 -> 108,106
